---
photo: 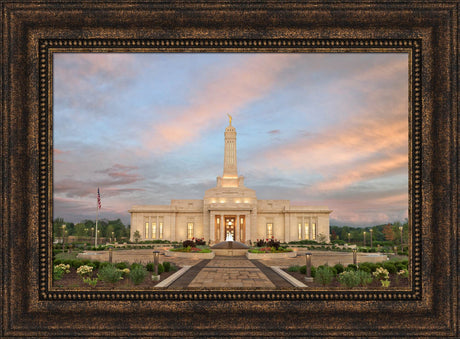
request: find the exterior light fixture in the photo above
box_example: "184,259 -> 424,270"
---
305,252 -> 313,282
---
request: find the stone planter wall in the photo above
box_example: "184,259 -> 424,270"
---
165,250 -> 215,259
246,251 -> 297,260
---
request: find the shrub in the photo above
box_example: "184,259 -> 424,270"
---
129,265 -> 147,285
288,265 -> 301,272
182,239 -> 195,248
254,239 -> 266,247
119,268 -> 130,277
98,264 -> 123,283
115,262 -> 129,270
195,238 -> 206,246
91,261 -> 100,269
82,277 -> 98,287
373,267 -> 390,281
333,263 -> 345,274
99,262 -> 112,270
130,263 -> 144,270
146,262 -> 154,272
299,265 -> 307,274
337,271 -> 361,288
157,263 -> 165,274
397,269 -> 409,278
314,266 -> 334,286
355,270 -> 373,286
163,262 -> 171,272
266,238 -> 281,250
53,259 -> 62,265
358,262 -> 378,274
383,262 -> 397,274
76,265 -> 93,277
346,264 -> 358,271
53,264 -> 70,281
70,260 -> 83,268
311,266 -> 316,278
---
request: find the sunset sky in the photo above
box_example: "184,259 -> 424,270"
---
53,52 -> 408,227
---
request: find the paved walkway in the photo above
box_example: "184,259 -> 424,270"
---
168,256 -> 292,289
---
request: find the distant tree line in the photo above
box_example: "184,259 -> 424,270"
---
53,218 -> 130,241
330,221 -> 408,247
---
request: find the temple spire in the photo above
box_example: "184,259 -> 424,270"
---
223,116 -> 238,179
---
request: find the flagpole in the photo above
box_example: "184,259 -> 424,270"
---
95,187 -> 100,248
95,204 -> 98,247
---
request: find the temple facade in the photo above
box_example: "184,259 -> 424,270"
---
129,118 -> 332,244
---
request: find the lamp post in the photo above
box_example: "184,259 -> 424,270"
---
97,230 -> 100,246
62,225 -> 66,251
111,231 -> 114,243
352,248 -> 357,265
363,231 -> 366,247
399,226 -> 403,252
348,233 -> 351,244
91,227 -> 94,246
153,251 -> 160,275
370,229 -> 373,248
305,252 -> 313,282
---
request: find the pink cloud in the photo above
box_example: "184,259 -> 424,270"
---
141,55 -> 302,153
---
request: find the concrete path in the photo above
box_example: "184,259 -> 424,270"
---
168,256 -> 294,289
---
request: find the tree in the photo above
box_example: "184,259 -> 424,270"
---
330,230 -> 338,241
133,230 -> 141,243
74,223 -> 88,237
382,224 -> 395,241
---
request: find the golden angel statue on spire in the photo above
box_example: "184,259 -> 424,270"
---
227,113 -> 232,125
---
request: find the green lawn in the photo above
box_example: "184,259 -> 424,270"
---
54,251 -> 81,261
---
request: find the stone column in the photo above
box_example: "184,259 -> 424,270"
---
246,211 -> 252,243
156,216 -> 159,239
171,211 -> 176,242
220,215 -> 224,242
309,216 -> 312,239
209,211 -> 215,243
236,214 -> 240,242
284,212 -> 289,243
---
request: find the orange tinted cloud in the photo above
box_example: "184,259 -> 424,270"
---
142,55 -> 301,153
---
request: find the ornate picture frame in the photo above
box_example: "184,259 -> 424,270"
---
1,1 -> 458,337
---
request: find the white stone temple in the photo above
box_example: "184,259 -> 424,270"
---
129,116 -> 332,244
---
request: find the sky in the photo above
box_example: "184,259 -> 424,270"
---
53,52 -> 408,227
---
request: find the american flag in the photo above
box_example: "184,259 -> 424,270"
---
97,187 -> 101,209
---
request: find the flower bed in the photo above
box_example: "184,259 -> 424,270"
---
247,237 -> 295,259
52,261 -> 179,290
283,259 -> 410,289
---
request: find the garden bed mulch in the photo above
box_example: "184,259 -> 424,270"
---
53,267 -> 180,290
283,269 -> 410,289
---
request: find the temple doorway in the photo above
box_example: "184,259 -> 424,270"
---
224,216 -> 235,240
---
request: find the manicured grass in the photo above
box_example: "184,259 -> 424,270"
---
55,251 -> 81,261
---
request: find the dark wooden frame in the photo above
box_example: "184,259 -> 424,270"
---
1,1 -> 458,337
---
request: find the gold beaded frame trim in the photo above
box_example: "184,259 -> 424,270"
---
39,38 -> 421,301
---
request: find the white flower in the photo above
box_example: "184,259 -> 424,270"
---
76,265 -> 93,276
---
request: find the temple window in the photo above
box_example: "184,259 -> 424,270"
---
267,223 -> 273,238
151,222 -> 156,239
187,222 -> 194,239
